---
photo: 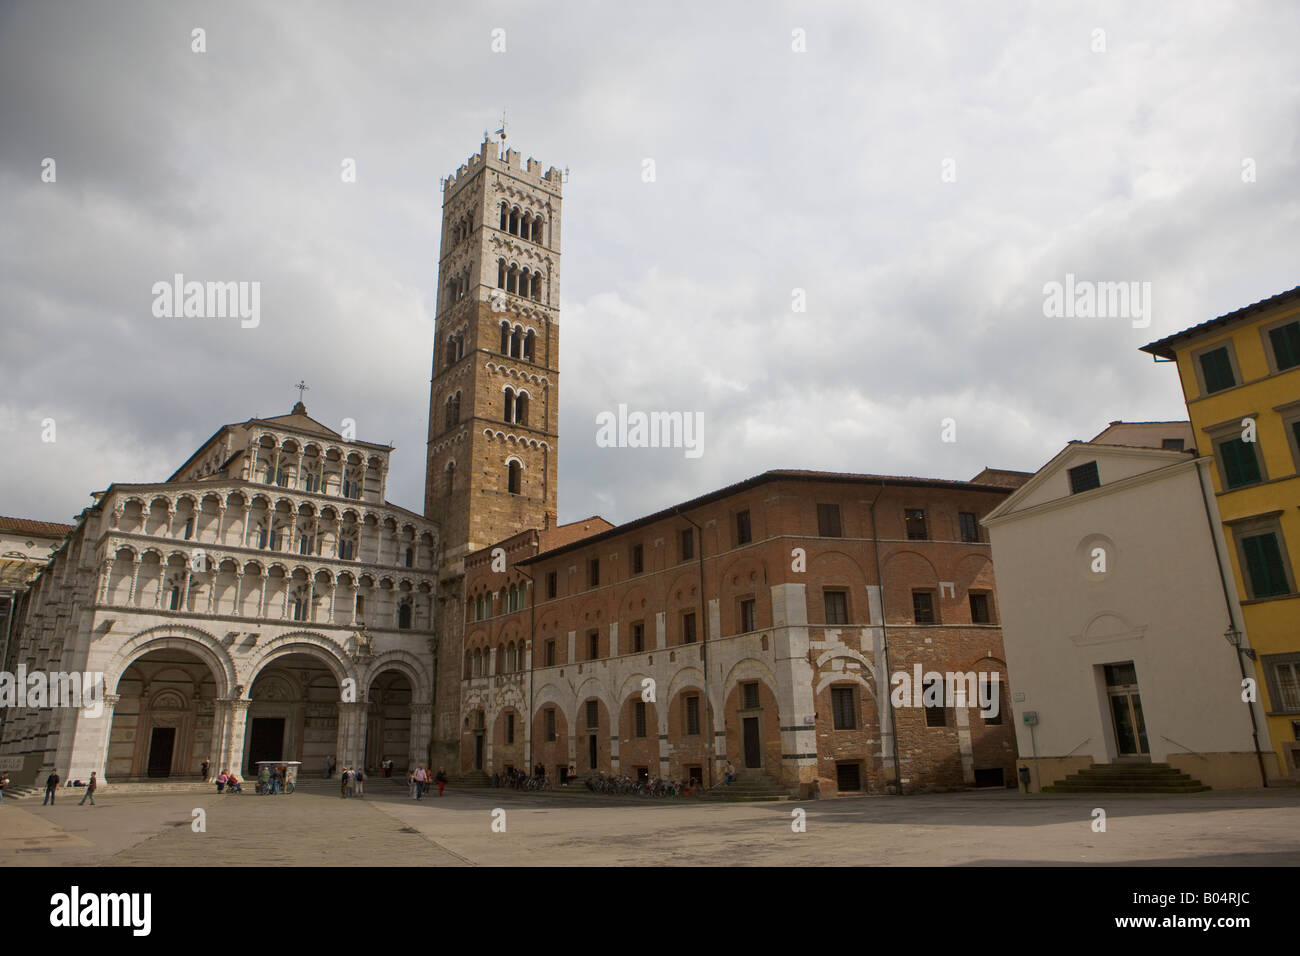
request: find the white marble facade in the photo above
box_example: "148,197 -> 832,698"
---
0,403 -> 437,784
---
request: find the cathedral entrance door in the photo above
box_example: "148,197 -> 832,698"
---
248,718 -> 286,771
147,727 -> 176,777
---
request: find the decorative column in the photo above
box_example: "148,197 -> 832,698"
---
98,560 -> 113,604
409,698 -> 433,772
336,701 -> 367,770
129,555 -> 142,606
220,698 -> 252,775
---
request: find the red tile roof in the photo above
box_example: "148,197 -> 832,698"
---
0,516 -> 75,537
1140,285 -> 1300,359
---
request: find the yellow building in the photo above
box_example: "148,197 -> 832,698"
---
1142,285 -> 1300,781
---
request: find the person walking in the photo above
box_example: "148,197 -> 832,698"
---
407,768 -> 416,798
201,758 -> 210,781
435,767 -> 447,797
354,766 -> 364,797
414,765 -> 427,800
340,766 -> 351,798
42,770 -> 60,805
78,771 -> 97,806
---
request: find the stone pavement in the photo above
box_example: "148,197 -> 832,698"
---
2,783 -> 1297,866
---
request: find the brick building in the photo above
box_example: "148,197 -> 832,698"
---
421,136 -> 1027,794
456,469 -> 1025,795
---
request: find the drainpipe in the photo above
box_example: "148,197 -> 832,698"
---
1195,458 -> 1268,787
675,507 -> 712,788
869,481 -> 904,795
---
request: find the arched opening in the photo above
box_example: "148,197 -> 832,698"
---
244,652 -> 340,776
507,460 -> 522,495
108,646 -> 220,781
366,669 -> 413,773
504,387 -> 516,423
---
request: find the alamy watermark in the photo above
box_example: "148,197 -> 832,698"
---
1043,273 -> 1151,329
151,273 -> 260,328
890,666 -> 1001,719
595,403 -> 704,459
0,667 -> 105,718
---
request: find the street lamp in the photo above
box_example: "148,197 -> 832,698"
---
1224,623 -> 1268,787
1224,625 -> 1257,660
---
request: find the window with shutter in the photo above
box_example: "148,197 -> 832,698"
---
1268,320 -> 1300,371
634,701 -> 647,738
586,700 -> 598,728
1200,347 -> 1236,393
1218,437 -> 1263,488
817,503 -> 842,537
1242,532 -> 1290,598
742,682 -> 760,710
685,696 -> 701,735
831,687 -> 855,729
824,590 -> 848,625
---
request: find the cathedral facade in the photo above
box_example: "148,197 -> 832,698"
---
0,403 -> 437,784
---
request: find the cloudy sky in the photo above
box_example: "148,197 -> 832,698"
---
2,0 -> 1297,528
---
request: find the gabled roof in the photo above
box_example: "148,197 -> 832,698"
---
983,440 -> 1196,526
1140,285 -> 1300,360
251,401 -> 343,440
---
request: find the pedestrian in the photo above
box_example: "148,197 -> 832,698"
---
259,764 -> 271,794
723,760 -> 736,786
340,766 -> 351,798
414,765 -> 427,800
78,771 -> 97,806
43,770 -> 60,805
201,758 -> 210,781
407,769 -> 416,798
0,771 -> 9,805
354,766 -> 364,797
217,770 -> 228,793
226,771 -> 242,794
436,767 -> 447,797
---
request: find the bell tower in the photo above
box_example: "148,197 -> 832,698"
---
424,135 -> 563,771
424,135 -> 563,573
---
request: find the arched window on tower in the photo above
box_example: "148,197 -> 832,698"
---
510,327 -> 522,358
516,392 -> 529,427
507,459 -> 522,495
398,600 -> 412,630
520,268 -> 531,299
509,206 -> 520,235
497,259 -> 506,289
531,272 -> 543,301
446,460 -> 456,497
531,217 -> 543,243
445,391 -> 461,430
500,321 -> 510,354
524,329 -> 536,361
504,387 -> 516,423
521,211 -> 532,240
499,202 -> 509,231
506,264 -> 518,295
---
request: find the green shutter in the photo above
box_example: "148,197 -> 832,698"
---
1220,438 -> 1262,488
1200,348 -> 1235,393
1269,321 -> 1300,371
1242,533 -> 1289,598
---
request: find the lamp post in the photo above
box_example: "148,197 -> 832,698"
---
1224,625 -> 1269,787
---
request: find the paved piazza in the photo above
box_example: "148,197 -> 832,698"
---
2,780 -> 1297,867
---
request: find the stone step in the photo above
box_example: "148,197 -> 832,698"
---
1045,761 -> 1209,793
1043,784 -> 1212,793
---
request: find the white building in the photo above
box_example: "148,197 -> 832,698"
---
983,422 -> 1272,790
0,401 -> 438,785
